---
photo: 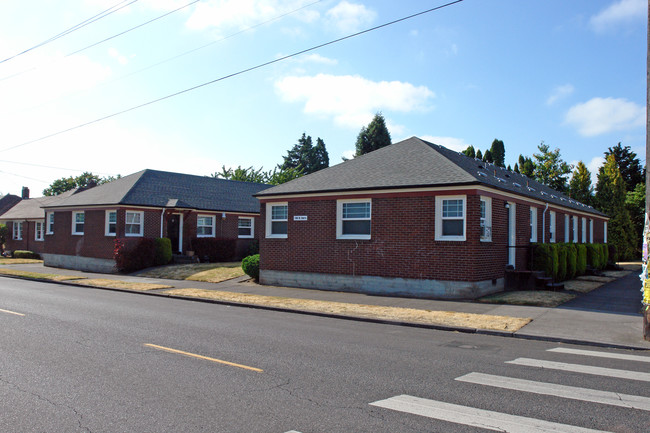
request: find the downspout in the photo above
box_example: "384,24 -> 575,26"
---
160,209 -> 165,238
542,203 -> 549,243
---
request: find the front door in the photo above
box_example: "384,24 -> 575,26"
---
168,215 -> 181,253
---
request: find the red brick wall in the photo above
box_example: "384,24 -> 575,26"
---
3,220 -> 45,254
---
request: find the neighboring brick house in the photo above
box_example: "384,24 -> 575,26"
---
0,188 -> 79,256
0,193 -> 22,218
255,137 -> 609,299
41,169 -> 271,273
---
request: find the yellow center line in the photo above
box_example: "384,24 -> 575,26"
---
144,343 -> 263,373
0,308 -> 25,316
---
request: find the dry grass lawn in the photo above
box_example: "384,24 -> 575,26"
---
164,288 -> 532,332
563,280 -> 603,293
73,279 -> 172,291
0,258 -> 43,265
0,268 -> 85,282
478,290 -> 576,307
137,262 -> 244,282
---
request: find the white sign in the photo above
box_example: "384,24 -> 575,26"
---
293,215 -> 308,221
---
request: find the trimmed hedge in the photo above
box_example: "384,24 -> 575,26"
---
576,244 -> 587,276
114,238 -> 156,273
565,243 -> 577,280
556,245 -> 568,282
242,254 -> 260,281
532,243 -> 558,280
154,237 -> 172,266
12,250 -> 40,259
190,237 -> 236,263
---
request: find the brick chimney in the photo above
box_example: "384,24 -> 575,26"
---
21,186 -> 29,199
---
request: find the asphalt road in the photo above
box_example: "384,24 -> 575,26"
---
1,277 -> 649,432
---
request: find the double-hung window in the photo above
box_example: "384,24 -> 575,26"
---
72,212 -> 84,235
105,210 -> 117,236
337,199 -> 371,239
530,207 -> 537,242
479,197 -> 491,242
564,215 -> 570,243
197,215 -> 215,237
604,221 -> 608,243
238,217 -> 254,238
35,222 -> 44,241
13,221 -> 23,240
266,203 -> 288,238
436,196 -> 466,241
125,211 -> 143,236
581,217 -> 587,243
549,211 -> 556,243
46,212 -> 54,234
572,216 -> 578,243
589,219 -> 594,243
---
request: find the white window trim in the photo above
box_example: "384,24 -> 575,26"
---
572,216 -> 578,243
480,196 -> 492,242
72,211 -> 84,235
564,215 -> 570,243
435,195 -> 466,241
105,210 -> 117,237
589,219 -> 594,244
604,221 -> 608,243
581,217 -> 587,243
530,207 -> 537,243
238,217 -> 254,239
125,211 -> 144,237
46,212 -> 54,235
336,199 -> 372,240
197,214 -> 216,238
35,221 -> 44,241
266,202 -> 288,239
13,221 -> 23,240
549,211 -> 556,243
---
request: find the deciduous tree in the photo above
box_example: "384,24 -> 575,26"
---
532,142 -> 572,192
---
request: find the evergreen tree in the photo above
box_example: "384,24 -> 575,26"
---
507,164 -> 512,171
483,149 -> 493,163
311,137 -> 329,173
489,139 -> 506,167
462,145 -> 476,158
532,142 -> 572,192
625,183 -> 645,254
568,161 -> 593,205
476,149 -> 483,160
513,163 -> 520,173
595,154 -> 636,260
518,154 -> 535,177
605,143 -> 644,192
281,133 -> 329,175
354,113 -> 392,156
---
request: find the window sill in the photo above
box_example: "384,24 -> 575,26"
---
105,233 -> 116,237
480,238 -> 492,242
72,233 -> 84,236
238,235 -> 254,239
125,233 -> 143,237
435,236 -> 466,242
266,234 -> 287,239
196,234 -> 215,238
337,235 -> 371,240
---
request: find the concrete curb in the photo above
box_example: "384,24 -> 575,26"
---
2,273 -> 649,351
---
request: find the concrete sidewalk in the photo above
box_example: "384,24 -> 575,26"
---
2,262 -> 649,350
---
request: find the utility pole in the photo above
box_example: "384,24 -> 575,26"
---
644,0 -> 650,340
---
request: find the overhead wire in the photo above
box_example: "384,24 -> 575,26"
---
0,0 -> 139,65
0,0 -> 464,154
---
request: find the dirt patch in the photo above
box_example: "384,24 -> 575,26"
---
563,280 -> 603,293
74,279 -> 172,291
0,268 -> 85,282
576,275 -> 615,283
163,288 -> 531,332
137,262 -> 242,281
601,270 -> 632,278
478,291 -> 576,307
0,258 -> 44,265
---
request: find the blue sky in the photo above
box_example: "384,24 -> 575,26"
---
0,0 -> 646,196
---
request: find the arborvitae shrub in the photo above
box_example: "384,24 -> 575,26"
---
576,244 -> 587,276
566,243 -> 577,280
557,244 -> 568,281
154,237 -> 172,266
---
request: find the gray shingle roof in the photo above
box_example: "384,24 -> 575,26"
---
0,189 -> 78,220
42,169 -> 271,214
256,137 -> 605,217
0,194 -> 21,217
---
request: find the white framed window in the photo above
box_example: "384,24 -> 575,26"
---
589,219 -> 594,243
572,216 -> 578,243
46,212 -> 54,234
72,211 -> 84,235
266,202 -> 288,238
337,199 -> 371,240
435,195 -> 466,241
530,207 -> 537,242
564,215 -> 570,243
197,215 -> 215,237
581,217 -> 587,243
479,197 -> 492,242
35,221 -> 44,241
238,217 -> 254,238
105,210 -> 117,236
604,221 -> 608,243
549,211 -> 556,243
125,211 -> 143,237
12,221 -> 23,240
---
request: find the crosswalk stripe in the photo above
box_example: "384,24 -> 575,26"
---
456,372 -> 650,411
370,395 -> 610,432
547,347 -> 650,363
506,358 -> 650,382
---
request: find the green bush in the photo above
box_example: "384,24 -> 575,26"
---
576,244 -> 587,276
531,243 -> 558,279
601,244 -> 609,268
12,250 -> 40,259
154,237 -> 172,266
247,239 -> 259,256
586,244 -> 601,270
557,244 -> 567,281
607,244 -> 618,265
566,243 -> 577,280
114,238 -> 156,273
242,254 -> 260,281
190,237 -> 236,263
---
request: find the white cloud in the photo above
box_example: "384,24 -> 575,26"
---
293,53 -> 338,65
590,0 -> 645,32
419,136 -> 470,153
565,97 -> 645,136
325,1 -> 376,33
546,84 -> 574,106
108,47 -> 128,65
275,73 -> 435,128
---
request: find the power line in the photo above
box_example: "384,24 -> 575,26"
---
0,0 -> 138,65
0,0 -> 464,154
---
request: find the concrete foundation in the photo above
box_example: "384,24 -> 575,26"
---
260,270 -> 503,300
42,254 -> 117,274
